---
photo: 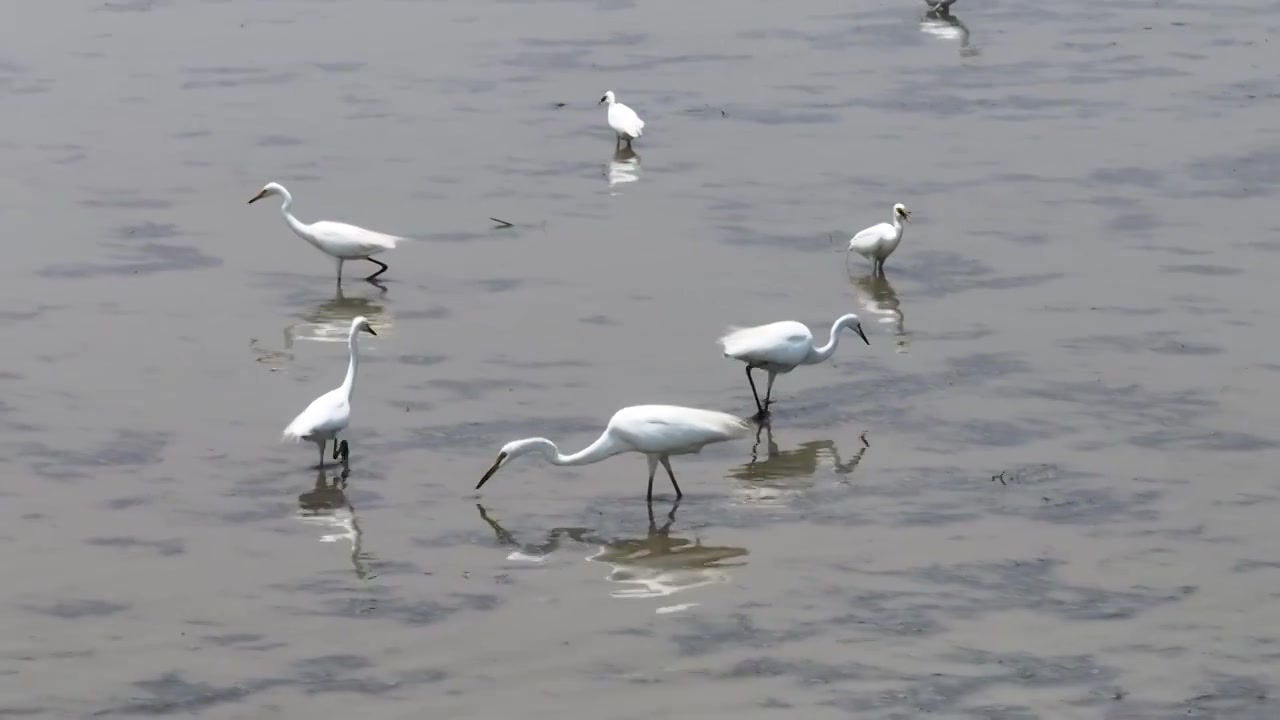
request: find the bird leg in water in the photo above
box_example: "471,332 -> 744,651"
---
745,366 -> 766,415
763,372 -> 777,411
365,258 -> 389,281
332,439 -> 350,466
336,259 -> 345,285
660,456 -> 683,499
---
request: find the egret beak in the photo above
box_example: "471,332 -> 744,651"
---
476,452 -> 507,490
248,189 -> 268,204
854,324 -> 870,345
598,96 -> 607,105
901,211 -> 912,223
363,325 -> 377,336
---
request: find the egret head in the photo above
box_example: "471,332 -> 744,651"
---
351,316 -> 377,336
248,182 -> 286,204
841,313 -> 870,346
599,91 -> 616,105
894,203 -> 911,223
476,438 -> 550,490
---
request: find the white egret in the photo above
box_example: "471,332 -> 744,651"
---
282,316 -> 376,466
719,314 -> 870,417
248,182 -> 405,284
599,91 -> 645,149
848,203 -> 911,276
476,405 -> 751,501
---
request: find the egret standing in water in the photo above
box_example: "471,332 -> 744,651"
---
599,91 -> 645,150
720,314 -> 870,417
848,203 -> 911,276
476,405 -> 751,501
248,182 -> 405,284
283,316 -> 377,467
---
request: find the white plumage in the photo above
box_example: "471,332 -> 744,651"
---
848,203 -> 911,276
249,182 -> 405,284
283,316 -> 377,466
476,404 -> 751,501
720,314 -> 870,416
599,90 -> 645,148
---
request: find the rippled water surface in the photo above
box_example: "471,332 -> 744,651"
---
4,0 -> 1280,717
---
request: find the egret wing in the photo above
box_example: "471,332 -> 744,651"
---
611,405 -> 750,453
719,321 -> 813,366
848,222 -> 891,256
310,220 -> 403,255
283,389 -> 350,440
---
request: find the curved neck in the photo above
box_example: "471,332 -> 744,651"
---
276,188 -> 310,239
340,329 -> 361,398
530,431 -> 626,466
893,215 -> 904,234
806,318 -> 847,364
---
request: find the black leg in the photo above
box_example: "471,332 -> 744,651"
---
317,441 -> 325,468
745,366 -> 765,415
646,456 -> 658,502
332,437 -> 342,461
337,260 -> 344,285
660,457 -> 682,499
338,440 -> 350,466
365,257 -> 388,281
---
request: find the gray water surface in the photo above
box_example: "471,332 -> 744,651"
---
3,0 -> 1280,717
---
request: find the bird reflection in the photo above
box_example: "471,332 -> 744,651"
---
296,466 -> 373,579
729,423 -> 869,491
283,283 -> 390,350
920,1 -> 978,57
852,272 -> 909,354
476,502 -> 747,601
606,147 -> 641,190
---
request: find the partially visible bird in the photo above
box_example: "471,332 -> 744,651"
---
599,91 -> 645,149
249,182 -> 405,284
476,405 -> 751,501
925,0 -> 958,13
848,203 -> 911,276
282,316 -> 377,467
720,314 -> 870,417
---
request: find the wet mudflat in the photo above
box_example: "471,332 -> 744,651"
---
3,0 -> 1280,717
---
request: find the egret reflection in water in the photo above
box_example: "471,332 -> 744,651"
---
606,147 -> 641,190
852,272 -> 909,354
919,2 -> 978,57
729,424 -> 870,502
296,466 -> 373,579
476,502 -> 747,604
283,282 -> 391,349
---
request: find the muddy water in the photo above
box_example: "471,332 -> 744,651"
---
3,0 -> 1280,717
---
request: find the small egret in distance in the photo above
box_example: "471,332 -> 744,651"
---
848,203 -> 911,276
476,405 -> 751,501
599,91 -> 645,149
248,182 -> 405,284
282,316 -> 377,467
720,314 -> 870,417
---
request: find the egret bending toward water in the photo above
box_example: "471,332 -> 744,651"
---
720,314 -> 870,417
248,182 -> 404,284
599,91 -> 645,149
476,405 -> 751,501
848,203 -> 911,276
283,316 -> 377,467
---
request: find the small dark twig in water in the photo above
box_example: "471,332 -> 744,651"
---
859,432 -> 870,448
490,217 -> 515,229
553,102 -> 566,108
992,471 -> 1007,485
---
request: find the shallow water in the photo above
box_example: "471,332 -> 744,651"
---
3,0 -> 1280,717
